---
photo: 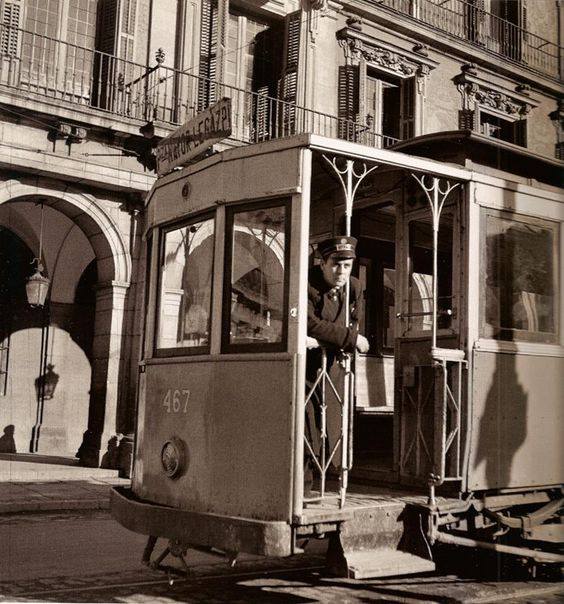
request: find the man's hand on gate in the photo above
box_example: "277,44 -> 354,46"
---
356,334 -> 370,354
306,336 -> 321,349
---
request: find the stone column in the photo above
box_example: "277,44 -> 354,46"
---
78,280 -> 129,467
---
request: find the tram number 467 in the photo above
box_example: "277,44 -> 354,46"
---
162,389 -> 190,413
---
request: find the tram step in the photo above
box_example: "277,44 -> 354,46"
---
345,549 -> 436,579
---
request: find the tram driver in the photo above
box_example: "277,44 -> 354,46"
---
304,236 -> 370,495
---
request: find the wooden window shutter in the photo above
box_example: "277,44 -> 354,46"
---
1,0 -> 22,56
458,109 -> 475,131
215,0 -> 228,86
338,65 -> 360,141
400,77 -> 415,141
97,0 -> 119,55
198,0 -> 215,109
514,118 -> 527,147
278,11 -> 301,102
278,11 -> 301,135
118,0 -> 137,63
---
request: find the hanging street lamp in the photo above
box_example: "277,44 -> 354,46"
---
26,202 -> 50,307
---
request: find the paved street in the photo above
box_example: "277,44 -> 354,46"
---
0,509 -> 562,603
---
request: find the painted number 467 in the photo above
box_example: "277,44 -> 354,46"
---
162,389 -> 190,413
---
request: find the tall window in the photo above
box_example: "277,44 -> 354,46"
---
19,0 -> 99,96
223,201 -> 289,352
338,63 -> 416,148
483,211 -> 559,343
156,216 -> 215,355
365,70 -> 415,143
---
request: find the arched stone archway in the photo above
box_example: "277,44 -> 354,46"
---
0,179 -> 134,467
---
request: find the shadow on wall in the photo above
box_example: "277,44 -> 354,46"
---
473,228 -> 529,488
0,425 -> 16,453
473,353 -> 527,488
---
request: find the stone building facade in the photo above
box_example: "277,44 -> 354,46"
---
0,0 -> 561,471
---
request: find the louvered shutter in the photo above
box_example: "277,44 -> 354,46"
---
215,0 -> 228,89
0,0 -> 22,86
97,0 -> 119,55
338,65 -> 360,141
1,0 -> 21,56
93,0 -> 119,112
400,77 -> 415,143
198,0 -> 223,109
94,0 -> 138,113
278,11 -> 301,136
458,109 -> 475,131
119,0 -> 136,64
513,118 -> 527,147
519,0 -> 527,62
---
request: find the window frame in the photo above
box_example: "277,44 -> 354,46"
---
221,197 -> 291,354
479,108 -> 527,147
364,68 -> 415,143
480,208 -> 560,344
154,210 -> 217,358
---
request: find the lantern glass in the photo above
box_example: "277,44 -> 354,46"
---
26,270 -> 50,307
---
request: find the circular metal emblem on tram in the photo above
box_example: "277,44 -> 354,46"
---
161,437 -> 187,479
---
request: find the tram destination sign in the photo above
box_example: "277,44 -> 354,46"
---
155,97 -> 232,176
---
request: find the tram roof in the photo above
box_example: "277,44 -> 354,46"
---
393,130 -> 564,189
147,133 -> 472,205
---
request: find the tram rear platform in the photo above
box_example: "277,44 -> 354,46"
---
111,480 -> 440,579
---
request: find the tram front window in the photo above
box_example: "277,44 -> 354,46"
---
223,202 -> 288,350
408,215 -> 453,332
156,217 -> 215,353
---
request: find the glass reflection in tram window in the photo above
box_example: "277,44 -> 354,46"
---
408,215 -> 453,332
484,213 -> 558,342
226,204 -> 287,347
156,217 -> 215,352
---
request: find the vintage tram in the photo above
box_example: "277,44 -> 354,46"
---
111,132 -> 563,578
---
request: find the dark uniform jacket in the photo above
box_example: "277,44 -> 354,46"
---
307,265 -> 361,381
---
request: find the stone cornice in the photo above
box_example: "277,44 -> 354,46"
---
337,26 -> 438,78
455,67 -> 540,117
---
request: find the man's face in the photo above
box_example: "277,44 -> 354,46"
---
320,256 -> 354,289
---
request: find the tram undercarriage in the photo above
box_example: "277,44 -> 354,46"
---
112,134 -> 564,579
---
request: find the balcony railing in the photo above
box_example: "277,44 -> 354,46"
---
0,24 -> 399,150
378,0 -> 560,79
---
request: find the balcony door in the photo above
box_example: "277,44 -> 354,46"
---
365,70 -> 415,145
467,0 -> 526,62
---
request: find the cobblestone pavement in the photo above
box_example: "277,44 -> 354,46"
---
1,510 -> 562,603
1,556 -> 562,603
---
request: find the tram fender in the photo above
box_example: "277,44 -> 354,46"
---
111,487 -> 292,557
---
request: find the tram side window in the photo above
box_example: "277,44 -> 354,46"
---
223,202 -> 289,351
484,213 -> 558,343
408,215 -> 454,332
156,217 -> 215,354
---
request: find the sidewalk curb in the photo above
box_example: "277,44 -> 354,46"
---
0,498 -> 110,514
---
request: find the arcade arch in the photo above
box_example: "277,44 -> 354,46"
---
0,180 -> 134,466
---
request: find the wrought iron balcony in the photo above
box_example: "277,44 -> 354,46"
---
377,0 -> 560,79
0,24 -> 398,151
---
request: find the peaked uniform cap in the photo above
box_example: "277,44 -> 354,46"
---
318,236 -> 357,260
